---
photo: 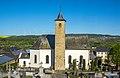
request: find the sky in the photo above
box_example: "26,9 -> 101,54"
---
0,0 -> 120,36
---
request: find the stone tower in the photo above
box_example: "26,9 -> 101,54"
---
55,11 -> 66,70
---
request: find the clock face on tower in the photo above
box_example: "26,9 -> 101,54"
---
59,23 -> 62,28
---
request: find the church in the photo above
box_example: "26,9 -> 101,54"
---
19,11 -> 90,70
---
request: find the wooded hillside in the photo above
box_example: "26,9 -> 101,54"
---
0,34 -> 120,50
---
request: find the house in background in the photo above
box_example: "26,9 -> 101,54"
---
96,46 -> 110,63
19,53 -> 30,67
0,47 -> 30,70
0,55 -> 15,70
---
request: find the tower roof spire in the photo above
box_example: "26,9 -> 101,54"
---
55,5 -> 66,22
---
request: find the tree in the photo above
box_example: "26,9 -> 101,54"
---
98,58 -> 102,68
72,59 -> 77,71
83,59 -> 86,70
72,59 -> 77,75
79,55 -> 83,69
94,57 -> 101,71
94,57 -> 99,67
109,44 -> 120,70
91,60 -> 94,71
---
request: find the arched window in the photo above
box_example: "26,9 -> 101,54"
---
23,61 -> 26,66
79,55 -> 83,68
59,23 -> 62,28
68,55 -> 72,64
46,55 -> 49,64
34,55 -> 37,63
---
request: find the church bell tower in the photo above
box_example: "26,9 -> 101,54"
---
55,10 -> 66,70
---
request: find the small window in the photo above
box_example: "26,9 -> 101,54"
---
46,55 -> 49,64
59,23 -> 62,28
34,55 -> 37,63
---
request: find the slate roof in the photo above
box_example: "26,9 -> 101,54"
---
90,51 -> 96,60
0,55 -> 14,65
31,34 -> 90,50
96,46 -> 110,52
55,12 -> 66,22
11,50 -> 27,56
19,53 -> 30,59
0,49 -> 16,59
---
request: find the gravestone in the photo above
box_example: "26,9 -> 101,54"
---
38,67 -> 44,76
53,74 -> 67,78
38,67 -> 51,78
95,72 -> 103,78
12,70 -> 20,78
